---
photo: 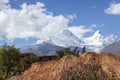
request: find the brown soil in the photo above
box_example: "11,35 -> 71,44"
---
9,52 -> 120,80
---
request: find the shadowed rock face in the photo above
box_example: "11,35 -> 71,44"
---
10,52 -> 120,80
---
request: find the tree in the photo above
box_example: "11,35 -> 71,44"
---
73,47 -> 79,56
56,47 -> 80,59
56,50 -> 64,58
82,46 -> 86,54
0,43 -> 20,79
64,48 -> 72,55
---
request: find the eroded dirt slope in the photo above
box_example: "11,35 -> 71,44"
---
10,52 -> 120,80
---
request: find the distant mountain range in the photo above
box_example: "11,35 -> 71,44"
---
101,41 -> 120,53
83,30 -> 119,53
20,42 -> 64,55
20,29 -> 120,54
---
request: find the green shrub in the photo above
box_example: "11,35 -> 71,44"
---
0,43 -> 20,79
56,50 -> 64,58
0,44 -> 39,79
56,47 -> 80,58
64,48 -> 72,55
17,53 -> 39,72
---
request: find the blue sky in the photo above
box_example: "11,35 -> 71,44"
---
0,0 -> 120,47
9,0 -> 120,36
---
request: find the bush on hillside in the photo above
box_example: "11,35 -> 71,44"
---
0,44 -> 39,79
18,53 -> 39,72
56,47 -> 80,58
56,50 -> 64,58
0,43 -> 20,79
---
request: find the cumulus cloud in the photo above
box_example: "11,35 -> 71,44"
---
66,14 -> 76,20
68,26 -> 93,39
0,2 -> 69,40
0,11 -> 8,37
0,0 -> 9,5
0,0 -> 10,9
0,1 -> 94,44
105,2 -> 120,15
89,24 -> 97,28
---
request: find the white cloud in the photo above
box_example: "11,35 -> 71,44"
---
0,0 -> 9,5
105,2 -> 120,15
0,2 -> 69,40
89,24 -> 97,28
89,24 -> 105,29
68,26 -> 93,39
91,24 -> 97,27
0,1 -> 94,45
0,0 -> 10,9
66,14 -> 76,20
99,24 -> 104,27
0,11 -> 8,37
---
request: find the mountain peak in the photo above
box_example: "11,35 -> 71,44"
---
48,28 -> 82,47
83,30 -> 104,48
93,30 -> 103,38
104,34 -> 118,46
106,34 -> 117,40
95,30 -> 101,34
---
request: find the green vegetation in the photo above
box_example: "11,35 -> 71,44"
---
0,44 -> 118,80
0,43 -> 20,79
56,46 -> 87,58
56,47 -> 80,58
18,53 -> 39,72
56,50 -> 64,58
0,43 -> 39,79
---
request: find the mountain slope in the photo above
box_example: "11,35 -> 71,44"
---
83,30 -> 104,52
36,28 -> 83,47
83,30 -> 118,52
20,42 -> 64,55
20,30 -> 120,54
101,40 -> 120,53
50,28 -> 82,47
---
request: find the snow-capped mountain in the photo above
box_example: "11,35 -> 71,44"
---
83,30 -> 119,52
37,28 -> 83,47
20,28 -> 84,55
20,29 -> 120,54
104,34 -> 118,46
83,30 -> 104,52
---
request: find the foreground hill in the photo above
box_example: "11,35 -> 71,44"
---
10,52 -> 120,80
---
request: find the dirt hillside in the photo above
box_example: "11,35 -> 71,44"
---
10,52 -> 120,80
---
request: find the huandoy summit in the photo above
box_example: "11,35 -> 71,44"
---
20,29 -> 120,55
